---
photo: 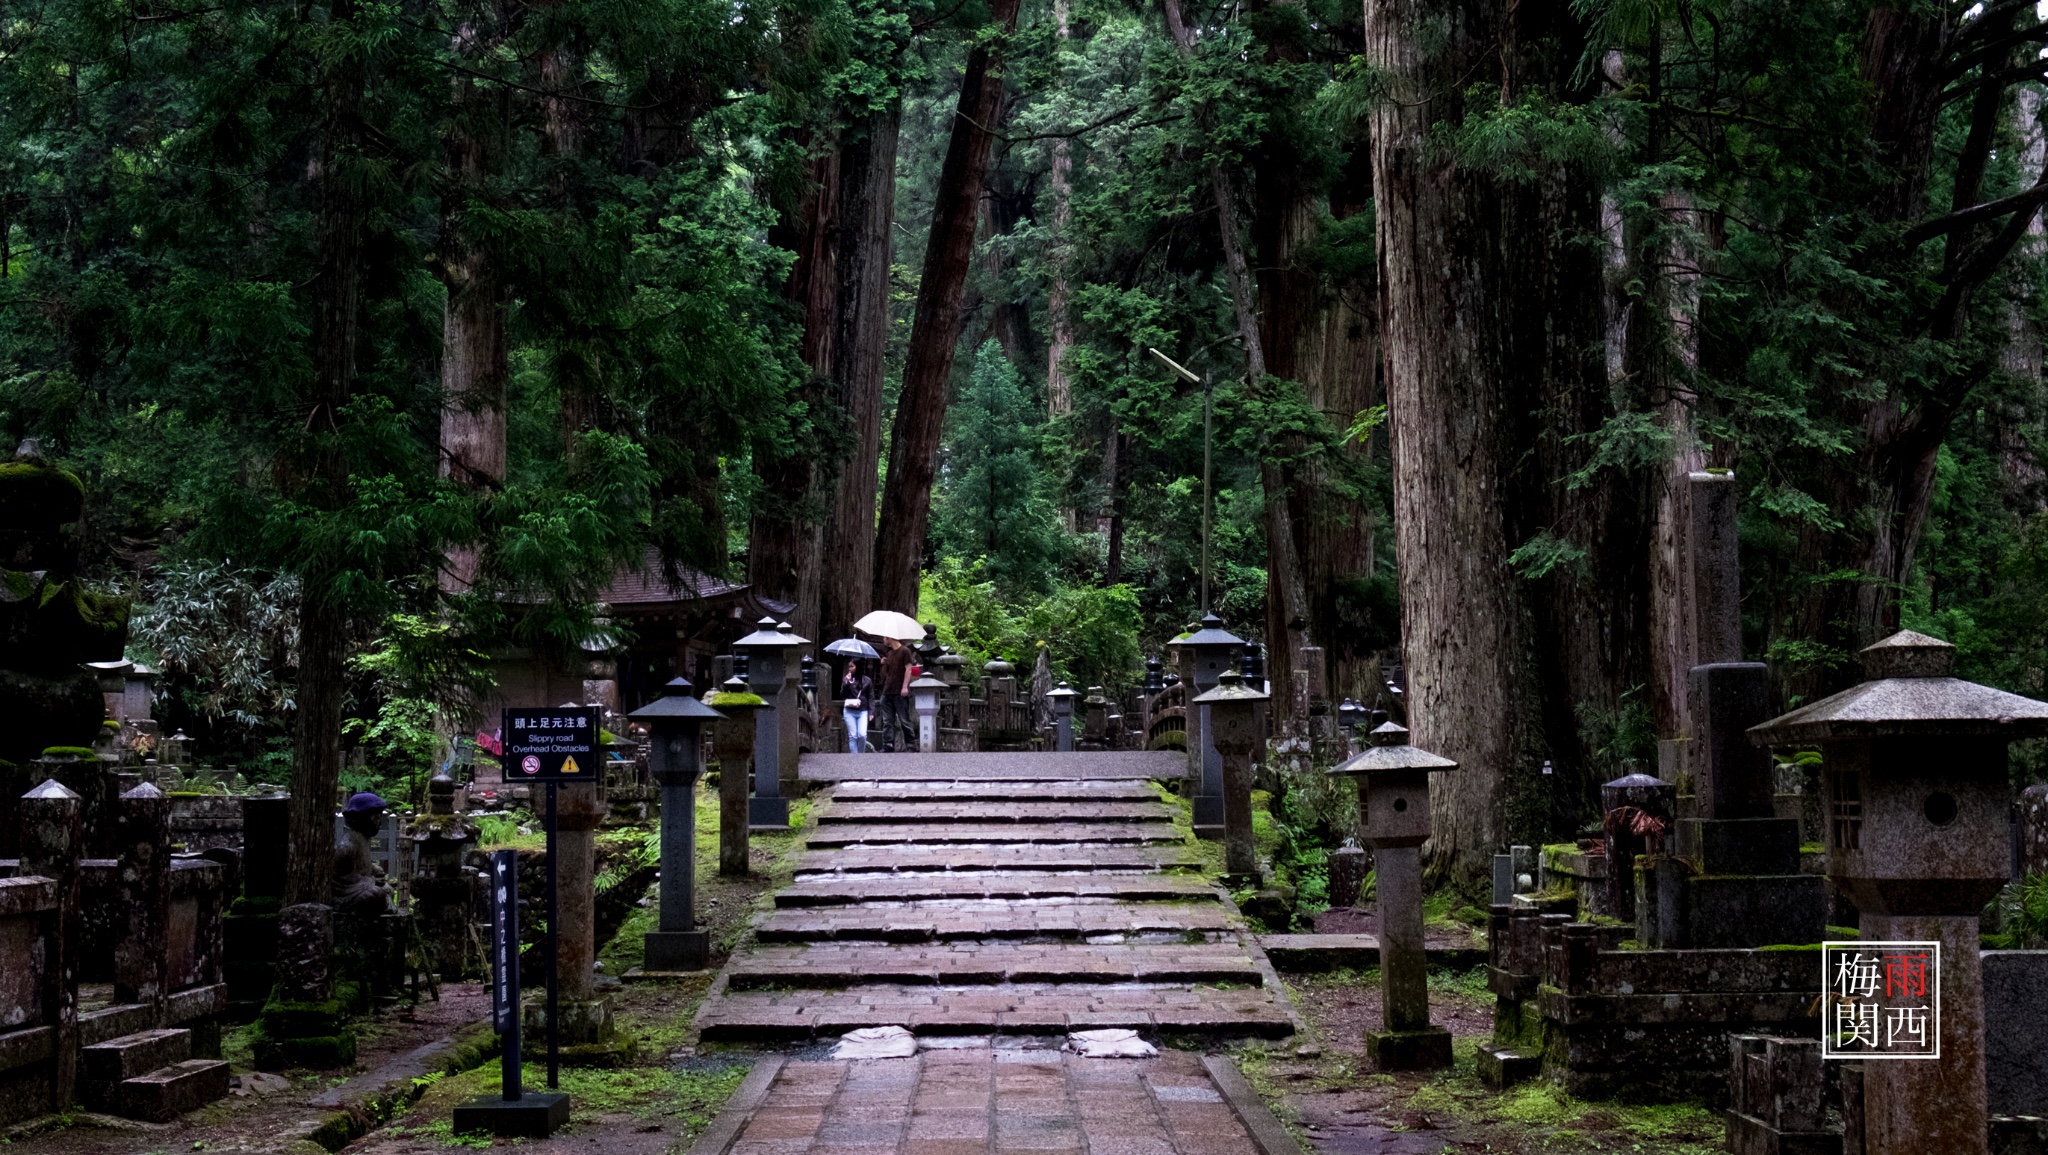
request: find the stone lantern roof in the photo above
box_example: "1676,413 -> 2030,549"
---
628,676 -> 724,723
1329,722 -> 1457,777
1173,613 -> 1244,649
733,617 -> 810,649
1748,629 -> 2048,745
1190,669 -> 1269,705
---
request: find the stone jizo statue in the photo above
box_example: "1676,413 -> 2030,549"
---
333,791 -> 392,913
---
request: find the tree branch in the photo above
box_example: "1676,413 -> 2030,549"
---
1904,180 -> 2048,246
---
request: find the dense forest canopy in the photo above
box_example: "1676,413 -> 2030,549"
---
6,0 -> 2048,882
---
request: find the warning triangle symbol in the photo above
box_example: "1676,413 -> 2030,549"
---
561,754 -> 581,775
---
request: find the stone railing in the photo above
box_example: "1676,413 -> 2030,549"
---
1144,682 -> 1187,751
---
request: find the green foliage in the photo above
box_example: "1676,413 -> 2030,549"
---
341,613 -> 494,805
1508,531 -> 1590,581
1987,873 -> 2048,950
931,342 -> 1064,595
128,562 -> 298,743
1576,685 -> 1657,780
923,560 -> 1142,690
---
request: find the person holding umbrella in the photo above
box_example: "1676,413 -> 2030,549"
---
878,637 -> 914,752
825,637 -> 881,753
850,611 -> 925,753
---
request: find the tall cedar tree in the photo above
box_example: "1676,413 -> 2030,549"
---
875,0 -> 1026,615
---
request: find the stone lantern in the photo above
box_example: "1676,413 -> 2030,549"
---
1144,656 -> 1165,697
1192,671 -> 1269,878
732,617 -> 808,829
1169,614 -> 1244,838
706,675 -> 767,874
1329,721 -> 1458,1070
1046,682 -> 1080,752
909,673 -> 948,753
628,677 -> 724,972
1751,630 -> 2048,1155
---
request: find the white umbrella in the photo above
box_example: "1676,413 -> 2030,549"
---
852,610 -> 926,641
824,637 -> 880,659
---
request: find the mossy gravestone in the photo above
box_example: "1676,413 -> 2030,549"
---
0,440 -> 131,764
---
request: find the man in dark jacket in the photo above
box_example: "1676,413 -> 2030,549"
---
878,638 -> 915,752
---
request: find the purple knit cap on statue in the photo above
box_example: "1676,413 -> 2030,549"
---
344,792 -> 387,814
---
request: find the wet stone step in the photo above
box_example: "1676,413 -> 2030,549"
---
692,983 -> 1297,1041
775,871 -> 1218,907
722,943 -> 1266,989
829,781 -> 1162,804
755,899 -> 1236,943
798,751 -> 1183,780
794,845 -> 1200,875
806,823 -> 1181,849
817,800 -> 1176,825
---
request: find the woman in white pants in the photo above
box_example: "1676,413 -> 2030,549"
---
840,663 -> 875,753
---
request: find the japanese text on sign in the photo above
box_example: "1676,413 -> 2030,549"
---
490,849 -> 519,1034
502,706 -> 600,779
1821,941 -> 1940,1059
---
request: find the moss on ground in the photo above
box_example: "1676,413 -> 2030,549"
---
392,1060 -> 748,1148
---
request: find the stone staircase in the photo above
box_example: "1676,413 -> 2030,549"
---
692,756 -> 1299,1042
81,1027 -> 231,1122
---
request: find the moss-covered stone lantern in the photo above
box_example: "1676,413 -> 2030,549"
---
1192,670 -> 1269,878
1750,629 -> 2048,1155
706,676 -> 766,875
1330,720 -> 1458,1070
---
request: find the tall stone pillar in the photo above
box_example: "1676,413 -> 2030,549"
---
21,780 -> 82,1111
526,781 -> 634,1063
115,780 -> 171,1012
1688,471 -> 1741,666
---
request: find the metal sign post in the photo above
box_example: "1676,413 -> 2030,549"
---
492,849 -> 521,1101
452,847 -> 569,1137
501,706 -> 599,1094
544,780 -> 558,1088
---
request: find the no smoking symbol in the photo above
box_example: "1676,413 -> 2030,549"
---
521,755 -> 541,775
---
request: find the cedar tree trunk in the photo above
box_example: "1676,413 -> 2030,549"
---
872,0 -> 1024,616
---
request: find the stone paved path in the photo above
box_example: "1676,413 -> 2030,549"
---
691,753 -> 1299,1043
705,1049 -> 1283,1155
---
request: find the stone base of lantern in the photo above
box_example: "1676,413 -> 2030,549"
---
1366,1026 -> 1452,1071
453,1092 -> 571,1138
749,795 -> 790,832
524,997 -> 638,1067
642,929 -> 709,972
